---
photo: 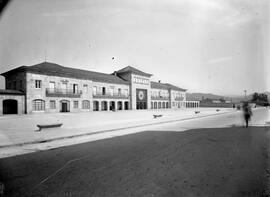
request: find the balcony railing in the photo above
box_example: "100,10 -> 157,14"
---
175,97 -> 184,101
46,88 -> 82,98
93,92 -> 129,99
151,96 -> 169,100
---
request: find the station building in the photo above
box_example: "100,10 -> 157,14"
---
0,62 -> 199,115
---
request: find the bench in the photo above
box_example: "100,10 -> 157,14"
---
194,111 -> 200,114
153,114 -> 163,118
36,123 -> 63,131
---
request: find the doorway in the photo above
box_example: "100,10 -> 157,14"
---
3,99 -> 18,114
60,100 -> 70,112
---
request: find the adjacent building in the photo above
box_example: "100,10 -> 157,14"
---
0,62 -> 199,115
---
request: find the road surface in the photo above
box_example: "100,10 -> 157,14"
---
0,108 -> 269,196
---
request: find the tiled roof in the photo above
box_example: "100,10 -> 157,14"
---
0,89 -> 24,95
151,81 -> 187,92
1,62 -> 130,85
151,81 -> 170,90
116,66 -> 152,77
164,83 -> 187,91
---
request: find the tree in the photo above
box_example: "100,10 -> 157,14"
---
251,92 -> 259,102
251,92 -> 269,105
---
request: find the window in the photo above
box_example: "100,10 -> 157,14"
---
93,86 -> 97,95
35,80 -> 42,88
61,83 -> 67,90
102,87 -> 106,95
33,99 -> 45,111
74,101 -> 79,109
13,81 -> 16,90
8,82 -> 11,89
118,88 -> 121,95
83,84 -> 88,93
108,88 -> 114,96
50,100 -> 56,109
123,89 -> 128,96
49,82 -> 55,93
19,80 -> 23,90
73,84 -> 78,93
82,100 -> 90,109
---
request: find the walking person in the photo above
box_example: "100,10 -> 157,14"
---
242,102 -> 252,128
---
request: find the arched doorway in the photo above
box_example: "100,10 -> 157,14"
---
166,102 -> 169,108
154,102 -> 157,109
162,102 -> 165,108
60,100 -> 70,112
101,101 -> 107,111
3,99 -> 18,114
93,101 -> 99,111
109,101 -> 115,111
117,101 -> 122,110
124,101 -> 129,110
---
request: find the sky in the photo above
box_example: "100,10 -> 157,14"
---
0,0 -> 269,95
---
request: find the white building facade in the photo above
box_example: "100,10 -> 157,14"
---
0,62 -> 199,115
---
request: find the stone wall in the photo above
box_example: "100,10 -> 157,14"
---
26,73 -> 93,113
0,94 -> 25,115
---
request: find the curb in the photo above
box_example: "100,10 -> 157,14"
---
0,110 -> 238,149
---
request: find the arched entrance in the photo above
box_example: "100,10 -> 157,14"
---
124,101 -> 129,110
117,101 -> 122,110
60,100 -> 70,112
101,101 -> 107,111
3,99 -> 18,114
93,101 -> 99,111
109,101 -> 115,111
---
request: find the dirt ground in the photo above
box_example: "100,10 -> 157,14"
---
0,126 -> 269,197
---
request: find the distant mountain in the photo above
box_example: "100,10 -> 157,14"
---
187,91 -> 270,103
186,93 -> 232,101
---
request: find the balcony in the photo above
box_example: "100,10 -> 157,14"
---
151,96 -> 169,100
46,88 -> 82,98
93,92 -> 129,99
175,97 -> 184,101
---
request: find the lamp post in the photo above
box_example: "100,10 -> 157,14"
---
244,90 -> 247,100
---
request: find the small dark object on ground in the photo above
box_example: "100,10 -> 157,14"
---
36,123 -> 63,131
216,109 -> 220,112
195,111 -> 200,114
153,114 -> 163,118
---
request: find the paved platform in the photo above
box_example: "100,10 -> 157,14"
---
0,108 -> 236,148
